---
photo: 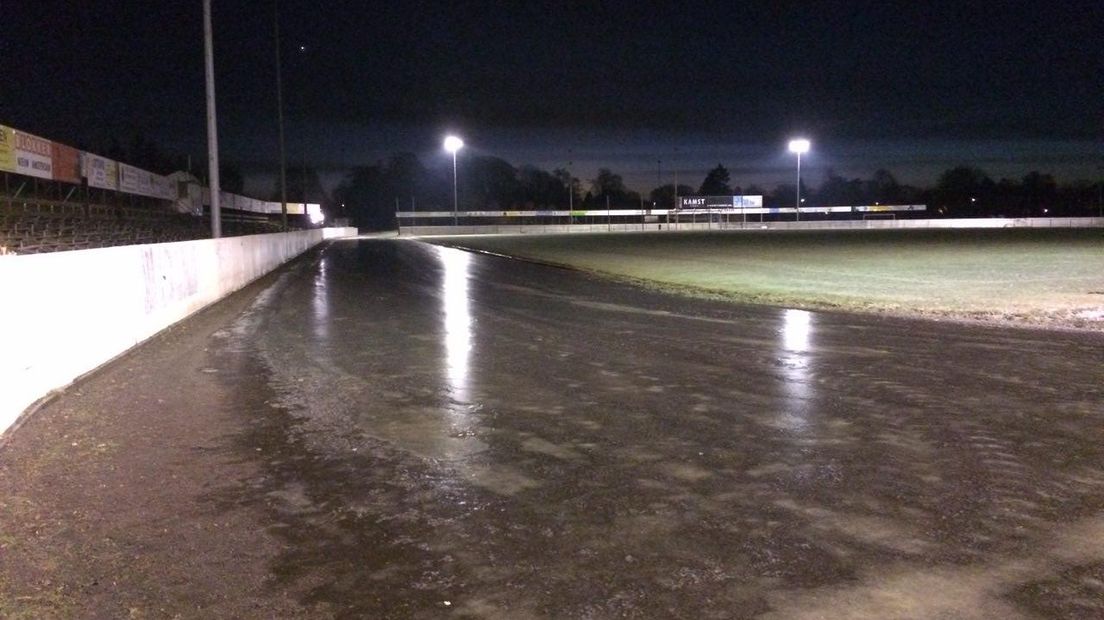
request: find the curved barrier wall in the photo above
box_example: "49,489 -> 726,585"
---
401,217 -> 1104,236
0,227 -> 358,439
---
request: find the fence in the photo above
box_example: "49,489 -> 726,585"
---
396,205 -> 931,234
400,217 -> 1104,237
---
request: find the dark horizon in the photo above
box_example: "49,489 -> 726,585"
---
4,1 -> 1102,196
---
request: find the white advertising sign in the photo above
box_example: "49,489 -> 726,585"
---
83,153 -> 119,190
119,163 -> 154,197
13,131 -> 53,179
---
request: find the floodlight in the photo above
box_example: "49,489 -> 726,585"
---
787,138 -> 811,221
788,138 -> 810,154
444,136 -> 465,226
444,136 -> 464,153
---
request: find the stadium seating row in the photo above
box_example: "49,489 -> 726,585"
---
0,200 -> 289,255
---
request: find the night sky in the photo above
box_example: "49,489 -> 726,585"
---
4,0 -> 1102,195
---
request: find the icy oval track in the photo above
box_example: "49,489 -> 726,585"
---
232,239 -> 1104,618
2,237 -> 1103,619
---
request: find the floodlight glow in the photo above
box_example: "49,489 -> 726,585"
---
788,138 -> 810,221
788,138 -> 810,154
444,136 -> 464,153
444,136 -> 464,226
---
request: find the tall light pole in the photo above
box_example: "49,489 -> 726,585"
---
203,0 -> 221,238
444,136 -> 463,227
654,159 -> 661,218
788,138 -> 810,222
673,147 -> 680,216
568,151 -> 574,212
273,0 -> 288,230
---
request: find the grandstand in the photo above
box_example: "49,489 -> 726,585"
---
0,199 -> 286,255
0,122 -> 321,255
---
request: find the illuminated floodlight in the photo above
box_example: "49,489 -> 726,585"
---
788,138 -> 810,154
444,136 -> 464,226
787,138 -> 811,221
444,136 -> 464,153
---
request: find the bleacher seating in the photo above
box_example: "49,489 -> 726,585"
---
0,199 -> 292,255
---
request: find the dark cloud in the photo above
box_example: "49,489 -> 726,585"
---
3,0 -> 1101,191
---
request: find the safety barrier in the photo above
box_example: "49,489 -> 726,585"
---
400,217 -> 1104,236
0,227 -> 358,440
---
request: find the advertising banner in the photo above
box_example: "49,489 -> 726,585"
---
853,204 -> 927,213
84,153 -> 119,190
118,163 -> 153,197
680,195 -> 765,210
0,125 -> 15,173
51,143 -> 82,184
733,195 -> 764,208
151,174 -> 176,200
13,130 -> 53,179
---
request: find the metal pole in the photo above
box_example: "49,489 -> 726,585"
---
568,157 -> 574,211
795,152 -> 801,222
567,151 -> 574,225
606,194 -> 610,232
673,156 -> 679,229
274,0 -> 288,230
451,150 -> 458,227
1098,165 -> 1103,219
203,0 -> 221,238
666,164 -> 675,205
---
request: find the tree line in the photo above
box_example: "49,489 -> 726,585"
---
330,155 -> 1103,230
83,132 -> 1102,229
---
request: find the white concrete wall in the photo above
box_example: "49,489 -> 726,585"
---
323,227 -> 359,239
0,227 -> 358,438
401,218 -> 1104,236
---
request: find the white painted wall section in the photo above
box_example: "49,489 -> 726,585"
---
0,227 -> 358,438
401,217 -> 1104,236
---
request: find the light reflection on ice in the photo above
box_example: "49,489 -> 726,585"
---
778,308 -> 814,430
311,257 -> 330,341
782,308 -> 811,353
437,246 -> 472,403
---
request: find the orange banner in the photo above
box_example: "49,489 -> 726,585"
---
51,143 -> 81,184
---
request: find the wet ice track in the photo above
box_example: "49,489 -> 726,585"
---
220,238 -> 1104,618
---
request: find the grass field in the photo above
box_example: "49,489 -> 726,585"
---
434,228 -> 1104,329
